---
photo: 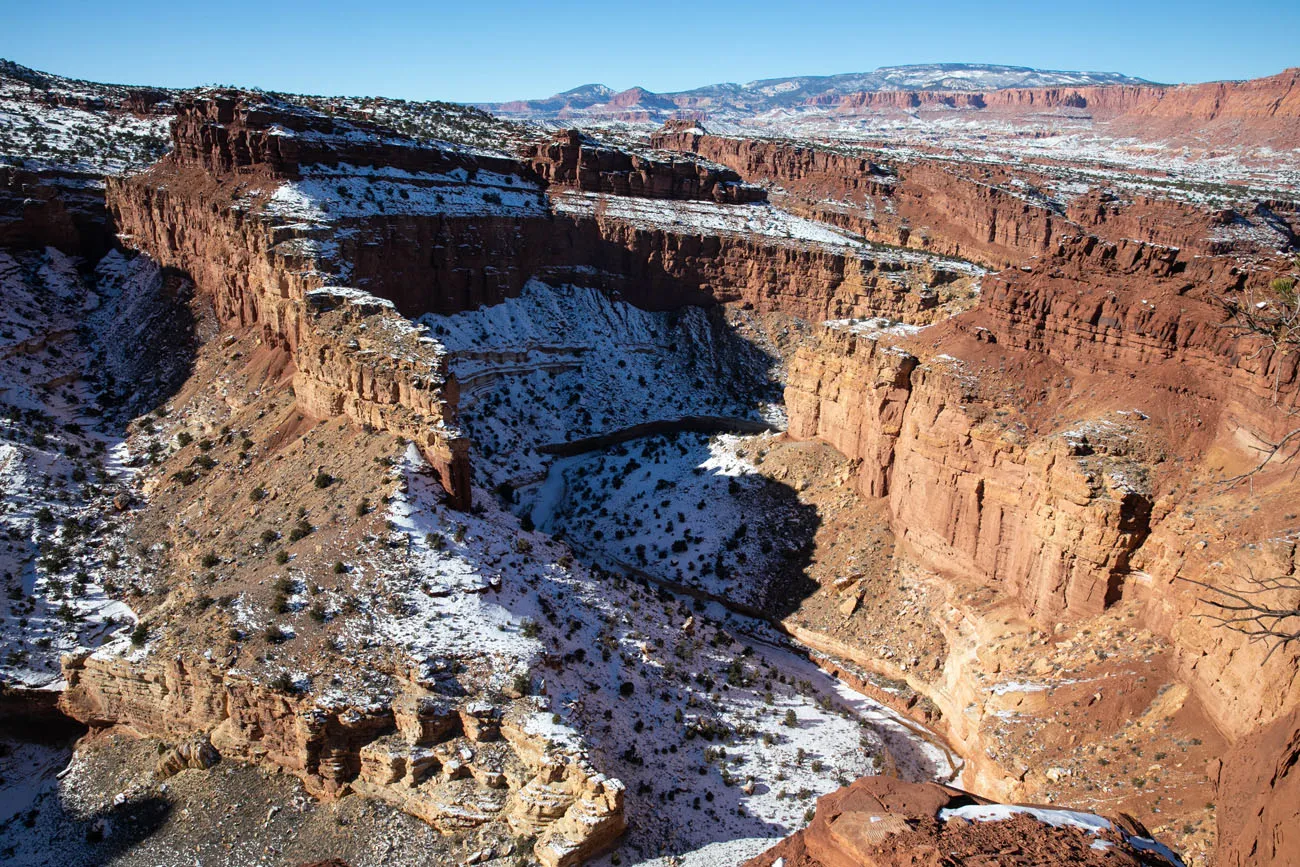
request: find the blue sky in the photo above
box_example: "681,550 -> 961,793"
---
3,0 -> 1296,102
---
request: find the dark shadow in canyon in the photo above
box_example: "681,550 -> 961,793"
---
526,431 -> 821,621
0,788 -> 175,865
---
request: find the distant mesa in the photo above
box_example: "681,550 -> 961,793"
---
479,62 -> 1160,120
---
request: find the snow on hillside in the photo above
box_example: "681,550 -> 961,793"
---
532,432 -> 810,611
724,112 -> 1300,202
0,74 -> 170,176
423,280 -> 777,488
811,63 -> 1153,93
553,191 -> 862,248
258,162 -> 548,227
486,63 -> 1155,119
386,448 -> 956,865
286,93 -> 535,155
0,248 -> 155,689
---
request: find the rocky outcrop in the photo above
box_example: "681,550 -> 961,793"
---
107,140 -> 474,507
523,129 -> 765,203
0,165 -> 123,258
744,776 -> 1179,867
59,649 -> 622,867
785,328 -> 916,498
543,210 -> 951,322
653,129 -> 1074,268
170,91 -> 523,180
651,126 -> 892,204
787,327 -> 1154,621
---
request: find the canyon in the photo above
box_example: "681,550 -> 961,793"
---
0,56 -> 1298,867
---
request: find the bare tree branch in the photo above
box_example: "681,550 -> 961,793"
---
1218,260 -> 1300,486
1181,570 -> 1300,661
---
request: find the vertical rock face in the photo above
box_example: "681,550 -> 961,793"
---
787,232 -> 1296,607
0,166 -> 94,254
652,130 -> 1072,267
107,112 -> 476,507
523,128 -> 765,203
785,328 -> 916,498
1214,707 -> 1300,867
886,366 -> 1153,620
787,327 -> 1154,621
169,91 -> 525,179
59,652 -> 623,867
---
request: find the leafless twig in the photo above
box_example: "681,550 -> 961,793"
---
1218,263 -> 1300,485
1181,568 -> 1300,661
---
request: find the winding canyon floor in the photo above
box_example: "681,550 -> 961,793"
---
0,265 -> 961,867
0,256 -> 1231,867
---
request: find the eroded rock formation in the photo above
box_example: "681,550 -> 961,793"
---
60,651 -> 623,867
744,776 -> 1182,867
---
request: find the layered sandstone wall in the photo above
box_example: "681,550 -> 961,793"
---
108,168 -> 473,506
546,213 -> 946,322
59,649 -> 623,867
652,131 -> 1072,267
524,129 -> 765,203
1214,706 -> 1300,867
171,92 -> 524,180
788,333 -> 1153,621
784,328 -> 916,498
784,233 -> 1300,744
970,234 -> 1300,426
885,362 -> 1153,620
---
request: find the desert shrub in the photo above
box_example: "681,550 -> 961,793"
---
264,624 -> 291,644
